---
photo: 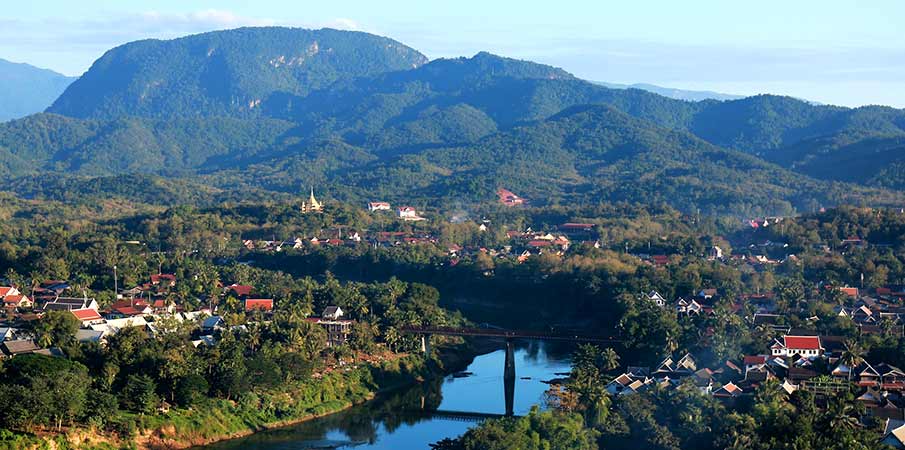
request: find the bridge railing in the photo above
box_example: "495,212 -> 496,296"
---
398,325 -> 620,343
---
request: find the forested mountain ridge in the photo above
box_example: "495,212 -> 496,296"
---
1,27 -> 905,216
0,58 -> 74,122
47,27 -> 428,119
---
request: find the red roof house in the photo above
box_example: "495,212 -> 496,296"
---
245,298 -> 274,312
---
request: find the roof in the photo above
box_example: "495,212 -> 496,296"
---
0,287 -> 18,297
743,355 -> 767,366
202,316 -> 224,328
783,335 -> 821,350
244,298 -> 274,311
227,284 -> 254,297
71,308 -> 102,321
323,305 -> 342,316
2,339 -> 39,355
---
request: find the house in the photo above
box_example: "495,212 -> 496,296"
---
497,188 -> 524,206
201,316 -> 226,334
75,329 -> 105,344
70,308 -> 104,326
323,306 -> 344,320
0,286 -> 20,298
90,317 -> 149,336
676,297 -> 703,316
150,273 -> 176,287
2,295 -> 31,309
1,339 -> 40,357
645,291 -> 667,307
883,419 -> 905,449
0,327 -> 18,341
244,298 -> 274,312
852,362 -> 882,387
713,382 -> 743,399
771,335 -> 822,358
368,202 -> 391,212
43,296 -> 99,312
397,207 -> 426,221
709,246 -> 724,260
107,300 -> 152,319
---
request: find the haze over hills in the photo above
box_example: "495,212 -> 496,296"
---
0,58 -> 75,122
2,26 -> 905,215
595,81 -> 744,102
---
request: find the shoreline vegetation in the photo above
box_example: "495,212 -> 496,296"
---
0,344 -> 479,450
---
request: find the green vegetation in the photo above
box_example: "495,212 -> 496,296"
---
48,27 -> 428,120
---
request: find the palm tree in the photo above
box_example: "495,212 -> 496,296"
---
840,339 -> 864,381
601,347 -> 620,373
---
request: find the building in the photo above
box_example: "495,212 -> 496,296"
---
771,335 -> 823,358
308,306 -> 352,347
300,188 -> 324,214
497,188 -> 524,207
244,298 -> 274,312
368,202 -> 391,212
397,207 -> 426,221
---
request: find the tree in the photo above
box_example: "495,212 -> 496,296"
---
31,310 -> 79,349
120,374 -> 159,414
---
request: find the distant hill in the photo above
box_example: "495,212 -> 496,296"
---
47,27 -> 428,119
4,28 -> 905,215
595,81 -> 743,102
0,58 -> 74,122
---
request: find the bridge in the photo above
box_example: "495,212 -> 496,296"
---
400,325 -> 619,416
399,325 -> 620,344
416,409 -> 511,423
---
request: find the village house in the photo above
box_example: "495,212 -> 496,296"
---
645,290 -> 667,307
368,201 -> 391,212
771,335 -> 823,358
244,298 -> 274,312
307,306 -> 353,347
70,308 -> 104,327
497,188 -> 524,206
43,296 -> 99,312
397,206 -> 427,221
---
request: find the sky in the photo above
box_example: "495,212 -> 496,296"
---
2,0 -> 904,107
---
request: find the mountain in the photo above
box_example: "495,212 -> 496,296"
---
765,132 -> 905,189
595,81 -> 743,102
5,28 -> 905,216
47,27 -> 428,119
311,104 -> 898,216
0,58 -> 75,122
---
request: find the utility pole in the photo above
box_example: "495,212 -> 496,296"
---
113,264 -> 118,298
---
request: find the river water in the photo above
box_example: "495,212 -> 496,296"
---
200,342 -> 572,449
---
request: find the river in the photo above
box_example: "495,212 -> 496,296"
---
199,342 -> 572,449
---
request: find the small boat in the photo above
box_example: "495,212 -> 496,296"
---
452,371 -> 474,378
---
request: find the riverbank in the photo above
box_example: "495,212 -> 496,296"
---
0,344 -> 482,450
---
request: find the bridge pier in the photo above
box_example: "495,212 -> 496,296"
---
420,334 -> 432,357
504,338 -> 515,416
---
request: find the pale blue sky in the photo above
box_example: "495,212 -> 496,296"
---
2,0 -> 904,107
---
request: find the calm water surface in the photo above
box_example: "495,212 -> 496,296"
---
200,342 -> 571,450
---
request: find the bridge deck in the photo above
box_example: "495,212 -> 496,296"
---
399,326 -> 620,343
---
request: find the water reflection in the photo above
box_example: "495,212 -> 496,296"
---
200,342 -> 572,450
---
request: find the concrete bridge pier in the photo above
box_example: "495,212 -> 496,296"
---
421,334 -> 432,356
504,338 -> 516,416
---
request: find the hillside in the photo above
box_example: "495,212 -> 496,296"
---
47,27 -> 428,119
189,104 -> 903,217
0,58 -> 74,122
0,28 -> 902,215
